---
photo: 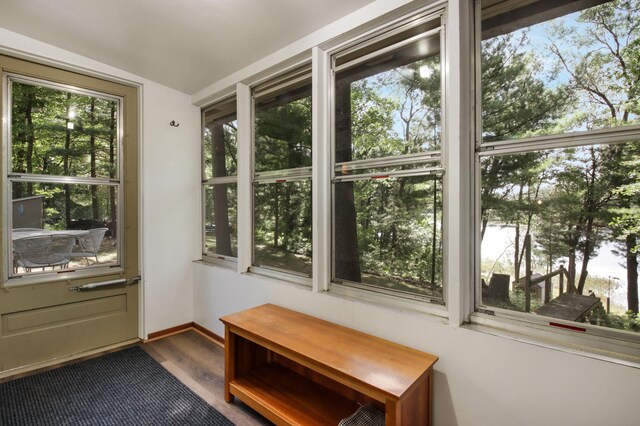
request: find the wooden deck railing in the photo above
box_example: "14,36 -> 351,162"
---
524,234 -> 570,312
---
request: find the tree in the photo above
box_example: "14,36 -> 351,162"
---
548,0 -> 639,304
480,32 -> 572,245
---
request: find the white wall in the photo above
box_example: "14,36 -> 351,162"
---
190,0 -> 640,424
0,26 -> 201,336
194,264 -> 639,426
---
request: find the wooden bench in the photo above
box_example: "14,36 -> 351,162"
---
220,304 -> 438,425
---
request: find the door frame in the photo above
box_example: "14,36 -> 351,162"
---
0,52 -> 144,376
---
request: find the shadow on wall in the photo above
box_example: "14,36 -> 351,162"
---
434,370 -> 458,426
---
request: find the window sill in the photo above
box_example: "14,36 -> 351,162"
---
193,258 -> 237,272
245,266 -> 312,288
329,281 -> 448,320
468,311 -> 640,369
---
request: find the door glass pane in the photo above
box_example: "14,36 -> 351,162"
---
10,80 -> 119,179
204,184 -> 238,258
254,180 -> 312,275
334,175 -> 443,299
11,182 -> 118,275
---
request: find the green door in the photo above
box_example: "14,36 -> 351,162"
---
0,55 -> 140,374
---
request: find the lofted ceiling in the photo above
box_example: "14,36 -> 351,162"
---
0,0 -> 376,94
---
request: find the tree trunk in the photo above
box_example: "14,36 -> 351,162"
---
211,123 -> 232,256
273,185 -> 280,248
627,233 -> 639,314
25,91 -> 36,196
109,104 -> 117,238
89,98 -> 99,220
430,177 -> 438,286
567,247 -> 577,293
334,80 -> 361,282
64,93 -> 72,228
576,217 -> 595,295
514,222 -> 521,283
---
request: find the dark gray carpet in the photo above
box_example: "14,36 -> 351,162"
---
0,346 -> 234,426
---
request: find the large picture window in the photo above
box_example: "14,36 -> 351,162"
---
252,67 -> 312,278
202,97 -> 238,262
478,0 -> 640,341
7,77 -> 122,277
331,13 -> 444,301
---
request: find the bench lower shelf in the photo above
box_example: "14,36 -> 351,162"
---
230,363 -> 360,426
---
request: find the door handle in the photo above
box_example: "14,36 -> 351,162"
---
69,276 -> 140,292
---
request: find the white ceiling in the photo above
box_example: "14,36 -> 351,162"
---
0,0 -> 376,94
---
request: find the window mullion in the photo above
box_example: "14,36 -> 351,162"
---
312,46 -> 331,292
444,0 -> 474,326
236,82 -> 253,273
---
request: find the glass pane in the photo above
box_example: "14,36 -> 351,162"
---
11,182 -> 118,276
254,86 -> 312,172
203,115 -> 237,179
10,80 -> 118,179
254,180 -> 312,275
334,175 -> 443,299
480,141 -> 640,332
334,33 -> 441,163
481,1 -> 640,143
204,184 -> 237,258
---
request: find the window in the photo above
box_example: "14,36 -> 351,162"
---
202,97 -> 238,262
251,67 -> 313,278
331,13 -> 445,302
477,0 -> 640,350
7,76 -> 123,278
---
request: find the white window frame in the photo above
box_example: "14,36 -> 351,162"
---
247,65 -> 313,286
469,0 -> 640,364
201,95 -> 238,267
3,74 -> 125,285
327,7 -> 449,311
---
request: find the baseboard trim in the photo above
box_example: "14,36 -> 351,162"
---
192,322 -> 225,347
146,322 -> 194,341
145,322 -> 224,348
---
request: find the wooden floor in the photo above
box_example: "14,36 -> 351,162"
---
140,330 -> 270,426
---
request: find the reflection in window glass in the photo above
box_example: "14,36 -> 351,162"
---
333,23 -> 444,302
11,182 -> 118,275
335,35 -> 441,163
254,180 -> 312,276
202,97 -> 238,261
11,81 -> 118,179
204,184 -> 237,258
255,89 -> 312,172
203,116 -> 237,179
481,1 -> 639,143
252,74 -> 312,277
335,175 -> 443,299
480,142 -> 640,333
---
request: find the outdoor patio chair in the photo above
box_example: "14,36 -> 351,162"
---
13,234 -> 76,272
71,228 -> 108,264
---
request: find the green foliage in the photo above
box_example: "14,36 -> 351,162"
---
481,0 -> 640,322
252,96 -> 313,269
588,307 -> 640,332
11,81 -> 118,229
482,33 -> 572,142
